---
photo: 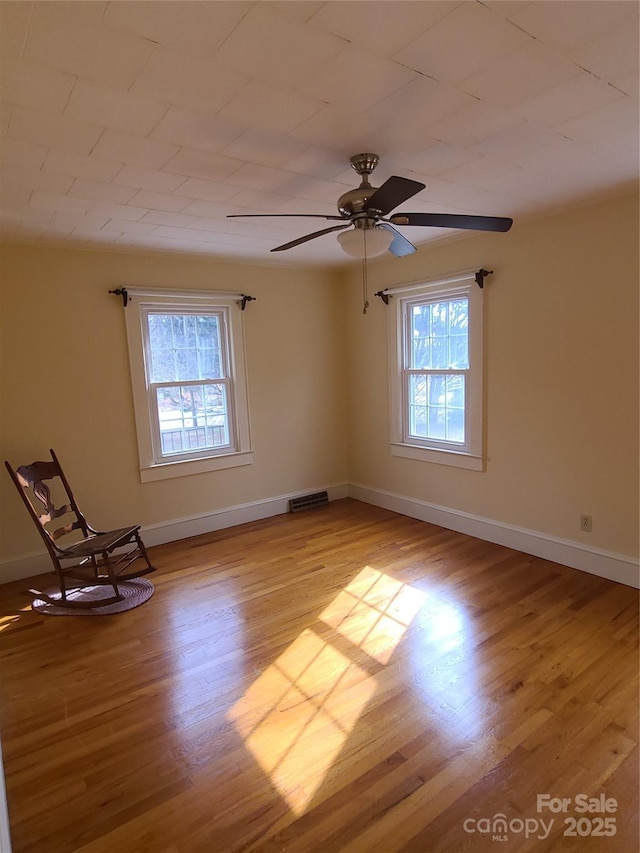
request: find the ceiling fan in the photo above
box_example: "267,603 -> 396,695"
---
227,153 -> 513,258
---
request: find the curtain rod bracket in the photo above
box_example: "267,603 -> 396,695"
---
239,295 -> 255,311
108,287 -> 128,307
374,290 -> 389,305
474,269 -> 492,289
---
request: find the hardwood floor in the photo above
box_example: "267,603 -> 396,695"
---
0,499 -> 637,852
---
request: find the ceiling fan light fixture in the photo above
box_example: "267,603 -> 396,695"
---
337,226 -> 393,258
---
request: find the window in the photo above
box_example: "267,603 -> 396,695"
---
124,290 -> 252,482
388,273 -> 484,470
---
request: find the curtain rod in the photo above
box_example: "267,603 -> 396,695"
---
108,287 -> 255,310
375,268 -> 492,304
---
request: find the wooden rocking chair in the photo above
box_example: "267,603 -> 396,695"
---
5,449 -> 155,608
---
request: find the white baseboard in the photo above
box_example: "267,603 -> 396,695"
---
0,551 -> 52,585
348,482 -> 640,589
2,481 -> 637,589
141,482 -> 349,547
0,483 -> 349,584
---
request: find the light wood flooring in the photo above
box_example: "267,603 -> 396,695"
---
0,499 -> 637,852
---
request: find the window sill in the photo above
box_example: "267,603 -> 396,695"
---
140,450 -> 254,482
390,442 -> 484,471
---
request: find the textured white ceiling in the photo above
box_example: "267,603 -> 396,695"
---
0,0 -> 638,266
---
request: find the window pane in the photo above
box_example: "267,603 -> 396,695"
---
156,383 -> 230,456
408,374 -> 465,443
171,315 -> 197,348
148,313 -> 173,350
410,298 -> 468,369
427,374 -> 445,406
430,302 -> 448,337
447,374 -> 465,409
148,315 -> 175,381
449,335 -> 467,368
449,300 -> 468,333
425,404 -> 445,439
408,374 -> 427,437
197,315 -> 219,348
176,347 -> 198,381
148,313 -> 223,383
430,337 -> 448,369
410,305 -> 431,369
446,407 -> 465,443
198,347 -> 221,378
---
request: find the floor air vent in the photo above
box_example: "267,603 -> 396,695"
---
289,491 -> 329,513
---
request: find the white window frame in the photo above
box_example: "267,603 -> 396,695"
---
124,289 -> 253,482
388,273 -> 484,471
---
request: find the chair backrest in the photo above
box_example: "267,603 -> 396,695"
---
5,450 -> 89,556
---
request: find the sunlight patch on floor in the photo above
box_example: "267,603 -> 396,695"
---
227,566 -> 427,814
0,604 -> 32,632
319,565 -> 427,664
421,595 -> 466,652
410,589 -> 481,740
0,615 -> 20,632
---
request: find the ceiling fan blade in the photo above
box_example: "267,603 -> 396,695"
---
378,223 -> 417,257
389,212 -> 513,232
227,213 -> 346,220
364,176 -> 426,216
271,223 -> 351,252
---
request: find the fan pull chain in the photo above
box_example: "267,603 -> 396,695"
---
362,230 -> 369,315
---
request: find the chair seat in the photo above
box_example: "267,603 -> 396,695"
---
59,526 -> 141,557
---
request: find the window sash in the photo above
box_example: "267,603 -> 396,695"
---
142,308 -> 229,383
149,378 -> 234,462
388,275 -> 483,469
142,308 -> 236,464
404,370 -> 469,449
407,299 -> 469,371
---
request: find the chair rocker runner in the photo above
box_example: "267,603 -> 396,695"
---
5,449 -> 155,609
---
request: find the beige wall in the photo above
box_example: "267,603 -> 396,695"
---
343,192 -> 639,558
1,191 -> 638,567
0,245 -> 348,561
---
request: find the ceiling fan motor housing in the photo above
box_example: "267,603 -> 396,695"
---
337,188 -> 380,221
338,153 -> 383,220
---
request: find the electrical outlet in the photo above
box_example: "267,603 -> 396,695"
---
580,514 -> 592,532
